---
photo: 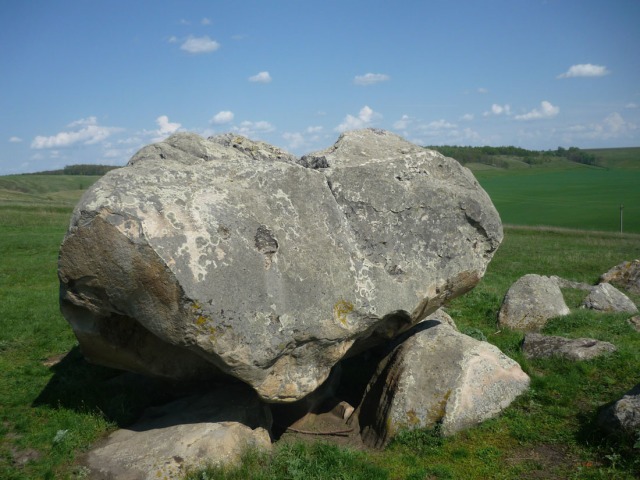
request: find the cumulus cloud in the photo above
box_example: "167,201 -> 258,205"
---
562,112 -> 636,142
626,103 -> 639,109
393,114 -> 412,130
353,73 -> 390,86
211,110 -> 234,124
9,136 -> 22,143
169,36 -> 178,43
156,115 -> 181,135
201,17 -> 211,25
180,35 -> 220,54
557,64 -> 611,78
483,104 -> 511,116
422,119 -> 457,130
306,126 -> 323,133
335,106 -> 382,132
232,120 -> 275,137
248,71 -> 272,83
515,101 -> 559,120
460,113 -> 474,121
282,132 -> 306,150
31,118 -> 123,149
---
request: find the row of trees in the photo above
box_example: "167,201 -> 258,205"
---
425,145 -> 600,168
28,164 -> 120,176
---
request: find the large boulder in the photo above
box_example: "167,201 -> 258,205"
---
80,384 -> 272,480
58,129 -> 502,403
599,259 -> 640,295
497,274 -> 571,331
353,322 -> 529,447
522,333 -> 616,361
581,283 -> 638,314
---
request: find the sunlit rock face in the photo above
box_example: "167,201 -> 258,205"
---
58,129 -> 502,403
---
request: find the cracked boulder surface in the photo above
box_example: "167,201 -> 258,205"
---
59,129 -> 503,403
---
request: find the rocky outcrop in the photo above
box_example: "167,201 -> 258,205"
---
497,274 -> 571,331
80,385 -> 272,480
353,322 -> 529,447
600,259 -> 640,295
522,333 -> 616,361
581,283 -> 638,314
58,129 -> 503,403
598,383 -> 640,438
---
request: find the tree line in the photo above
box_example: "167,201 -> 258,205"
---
425,145 -> 599,168
27,164 -> 120,176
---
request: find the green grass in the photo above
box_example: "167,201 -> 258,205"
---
469,150 -> 640,234
1,171 -> 639,478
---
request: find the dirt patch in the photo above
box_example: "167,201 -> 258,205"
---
505,444 -> 590,479
8,445 -> 42,467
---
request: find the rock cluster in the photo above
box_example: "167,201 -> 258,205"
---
59,130 -> 531,477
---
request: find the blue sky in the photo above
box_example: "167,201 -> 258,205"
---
1,0 -> 639,175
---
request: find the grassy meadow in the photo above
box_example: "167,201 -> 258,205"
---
1,151 -> 639,479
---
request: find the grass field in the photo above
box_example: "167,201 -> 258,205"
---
467,148 -> 640,234
0,158 -> 639,478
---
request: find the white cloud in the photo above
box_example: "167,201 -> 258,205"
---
180,19 -> 190,25
9,136 -> 23,143
248,71 -> 272,83
31,118 -> 123,149
201,17 -> 211,25
483,104 -> 511,116
232,120 -> 275,137
562,112 -> 636,141
393,114 -> 411,130
211,110 -> 234,124
626,103 -> 639,109
557,64 -> 611,78
353,73 -> 390,86
477,88 -> 489,94
180,35 -> 220,54
168,36 -> 178,43
156,115 -> 181,135
306,126 -> 323,133
460,113 -> 474,121
515,101 -> 559,120
335,106 -> 382,132
422,119 -> 457,130
282,132 -> 306,150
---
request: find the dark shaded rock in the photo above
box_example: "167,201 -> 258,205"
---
598,383 -> 640,438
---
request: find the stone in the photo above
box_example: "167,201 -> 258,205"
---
628,315 -> 640,332
580,283 -> 638,314
598,383 -> 640,438
80,384 -> 272,480
599,259 -> 640,295
425,308 -> 458,331
497,274 -> 571,331
58,129 -> 502,403
353,322 -> 529,447
522,333 -> 617,361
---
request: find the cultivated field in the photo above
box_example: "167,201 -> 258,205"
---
1,154 -> 639,478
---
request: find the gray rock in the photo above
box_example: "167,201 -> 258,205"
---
628,315 -> 640,332
497,274 -> 571,331
600,259 -> 640,295
354,322 -> 529,447
59,129 -> 502,403
598,383 -> 640,438
425,308 -> 458,331
80,384 -> 272,480
581,283 -> 638,314
522,333 -> 617,361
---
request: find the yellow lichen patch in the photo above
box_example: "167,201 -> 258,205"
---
191,301 -> 201,310
334,300 -> 354,325
406,409 -> 420,425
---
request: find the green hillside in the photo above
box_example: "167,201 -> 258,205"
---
0,175 -> 102,208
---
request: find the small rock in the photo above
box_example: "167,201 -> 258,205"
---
627,315 -> 640,332
599,259 -> 640,295
598,383 -> 640,437
581,283 -> 638,314
522,333 -> 617,361
498,274 -> 571,331
353,323 -> 529,447
550,275 -> 593,291
80,384 -> 272,480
